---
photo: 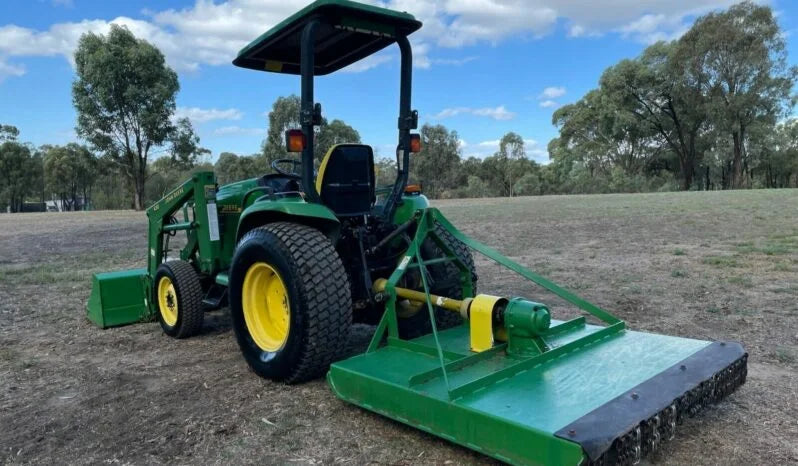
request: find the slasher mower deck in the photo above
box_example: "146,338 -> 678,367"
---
328,209 -> 747,465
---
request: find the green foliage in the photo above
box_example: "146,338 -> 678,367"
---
552,89 -> 659,180
558,1 -> 797,192
772,347 -> 796,364
513,172 -> 541,196
464,175 -> 491,198
261,95 -> 361,168
702,255 -> 740,268
684,2 -> 795,189
215,152 -> 263,185
262,95 -> 301,165
0,124 -> 19,142
168,117 -> 210,171
72,24 -> 179,210
411,124 -> 462,198
43,144 -> 98,211
727,276 -> 754,288
375,157 -> 398,187
315,119 -> 361,163
0,141 -> 41,212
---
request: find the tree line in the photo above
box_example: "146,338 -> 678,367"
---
1,1 -> 796,213
553,2 -> 796,191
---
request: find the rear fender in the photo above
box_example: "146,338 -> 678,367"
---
236,198 -> 340,243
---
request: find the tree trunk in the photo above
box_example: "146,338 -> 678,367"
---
731,130 -> 744,189
680,162 -> 693,191
134,178 -> 144,211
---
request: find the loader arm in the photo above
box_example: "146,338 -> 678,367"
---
145,171 -> 221,280
86,172 -> 221,328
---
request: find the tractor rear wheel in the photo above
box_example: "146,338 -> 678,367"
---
398,225 -> 478,339
153,260 -> 204,338
229,222 -> 352,383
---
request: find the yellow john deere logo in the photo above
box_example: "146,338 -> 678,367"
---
218,204 -> 242,214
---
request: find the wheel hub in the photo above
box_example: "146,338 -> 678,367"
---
242,262 -> 291,352
157,276 -> 179,326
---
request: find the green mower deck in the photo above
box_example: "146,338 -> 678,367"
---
328,208 -> 747,465
329,323 -> 747,465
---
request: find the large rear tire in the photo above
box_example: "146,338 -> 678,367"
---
153,260 -> 204,338
398,225 -> 478,339
229,222 -> 352,383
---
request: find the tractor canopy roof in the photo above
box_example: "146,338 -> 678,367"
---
233,0 -> 422,75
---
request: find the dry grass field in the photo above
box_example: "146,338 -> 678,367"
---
1,189 -> 797,465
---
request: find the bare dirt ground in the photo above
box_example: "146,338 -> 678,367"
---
1,190 -> 797,465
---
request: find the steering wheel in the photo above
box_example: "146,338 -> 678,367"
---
271,158 -> 302,178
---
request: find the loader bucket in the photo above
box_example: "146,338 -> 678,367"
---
327,209 -> 747,465
86,269 -> 150,328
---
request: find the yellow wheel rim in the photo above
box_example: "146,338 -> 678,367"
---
157,276 -> 179,327
242,262 -> 290,352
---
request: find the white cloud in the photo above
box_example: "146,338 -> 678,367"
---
478,138 -> 537,148
213,125 -> 263,136
386,0 -> 740,48
0,0 -> 744,83
431,105 -> 515,121
396,0 -> 558,48
174,107 -> 243,124
616,14 -> 691,44
341,54 -> 392,73
527,148 -> 549,163
431,56 -> 477,66
0,59 -> 26,81
539,86 -> 566,99
533,86 -> 566,108
473,106 -> 515,120
568,24 -> 587,38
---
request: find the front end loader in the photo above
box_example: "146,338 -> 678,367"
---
87,1 -> 747,464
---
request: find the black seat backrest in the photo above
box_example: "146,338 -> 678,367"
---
315,144 -> 375,217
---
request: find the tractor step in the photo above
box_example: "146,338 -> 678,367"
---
202,284 -> 228,310
328,323 -> 746,465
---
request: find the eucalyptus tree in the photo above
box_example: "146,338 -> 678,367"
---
601,42 -> 709,190
681,1 -> 796,188
553,89 -> 661,178
72,25 -> 179,210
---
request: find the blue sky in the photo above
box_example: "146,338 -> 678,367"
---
1,0 -> 797,163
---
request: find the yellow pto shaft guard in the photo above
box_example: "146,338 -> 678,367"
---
372,279 -> 551,354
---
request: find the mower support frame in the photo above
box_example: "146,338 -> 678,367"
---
366,207 -> 626,400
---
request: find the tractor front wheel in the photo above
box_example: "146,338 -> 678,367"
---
229,222 -> 352,383
153,260 -> 204,338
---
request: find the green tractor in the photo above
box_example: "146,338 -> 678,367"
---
88,1 -> 747,464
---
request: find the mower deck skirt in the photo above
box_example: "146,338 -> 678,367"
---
327,322 -> 745,465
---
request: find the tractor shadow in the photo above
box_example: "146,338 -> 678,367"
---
201,309 -> 233,336
197,310 -> 377,359
341,324 -> 377,359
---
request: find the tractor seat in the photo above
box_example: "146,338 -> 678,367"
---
315,144 -> 375,217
